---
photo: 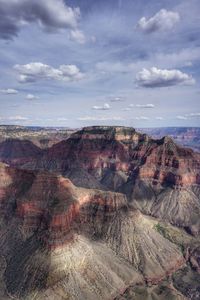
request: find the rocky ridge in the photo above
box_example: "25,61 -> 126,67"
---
0,126 -> 200,299
24,126 -> 200,235
1,126 -> 200,233
0,162 -> 186,299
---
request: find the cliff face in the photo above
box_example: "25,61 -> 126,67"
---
138,127 -> 200,152
1,126 -> 200,234
2,126 -> 199,187
0,163 -> 186,300
40,126 -> 200,186
28,126 -> 200,234
0,139 -> 43,166
1,126 -> 200,299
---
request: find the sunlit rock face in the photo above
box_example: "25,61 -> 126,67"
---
0,125 -> 200,299
2,126 -> 199,187
24,126 -> 199,234
38,126 -> 200,187
136,136 -> 200,186
0,163 -> 186,300
0,126 -> 200,234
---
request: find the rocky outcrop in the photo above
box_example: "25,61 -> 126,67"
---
0,139 -> 43,166
189,246 -> 200,273
25,126 -> 199,234
1,126 -> 200,234
37,126 -> 200,186
138,127 -> 200,152
0,163 -> 186,299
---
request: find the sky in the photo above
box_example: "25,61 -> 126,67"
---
0,0 -> 200,128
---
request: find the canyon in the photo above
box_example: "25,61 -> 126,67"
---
0,126 -> 200,299
139,127 -> 200,153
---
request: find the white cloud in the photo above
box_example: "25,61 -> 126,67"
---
0,0 -> 82,40
185,113 -> 200,117
78,116 -> 123,121
8,115 -> 28,121
137,9 -> 180,33
110,96 -> 125,102
92,103 -> 111,110
134,116 -> 149,120
136,104 -> 155,108
156,117 -> 164,120
0,88 -> 18,94
123,103 -> 135,111
26,94 -> 39,100
136,67 -> 195,88
69,29 -> 86,44
123,103 -> 155,110
57,117 -> 68,121
14,62 -> 84,83
176,113 -> 200,120
176,115 -> 188,120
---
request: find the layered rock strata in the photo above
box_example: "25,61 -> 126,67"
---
0,163 -> 185,299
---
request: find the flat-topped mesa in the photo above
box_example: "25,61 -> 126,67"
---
41,126 -> 151,178
38,125 -> 200,193
71,126 -> 149,143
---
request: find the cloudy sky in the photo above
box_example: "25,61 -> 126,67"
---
0,0 -> 200,128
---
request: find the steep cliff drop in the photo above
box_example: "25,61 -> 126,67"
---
31,126 -> 200,235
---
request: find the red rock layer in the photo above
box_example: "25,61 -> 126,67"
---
43,127 -> 200,187
0,162 -> 187,296
0,139 -> 43,167
135,137 -> 200,186
1,127 -> 199,188
0,163 -> 127,249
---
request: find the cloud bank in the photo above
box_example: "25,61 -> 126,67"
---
136,67 -> 195,88
92,103 -> 110,110
14,62 -> 84,83
26,94 -> 39,100
177,113 -> 200,120
0,88 -> 18,94
136,104 -> 155,108
137,9 -> 180,33
110,96 -> 125,102
0,0 -> 82,40
8,115 -> 28,121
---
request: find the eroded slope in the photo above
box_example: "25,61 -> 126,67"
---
0,163 -> 185,300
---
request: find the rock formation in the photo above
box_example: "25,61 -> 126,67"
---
138,127 -> 200,152
25,126 -> 200,234
0,162 -> 186,299
0,126 -> 200,299
0,139 -> 43,166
